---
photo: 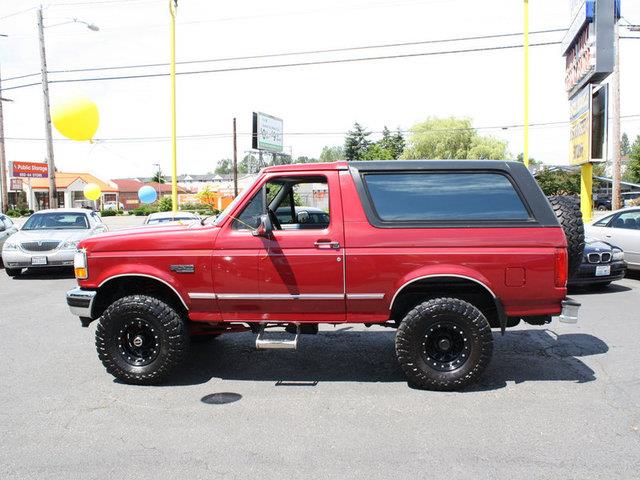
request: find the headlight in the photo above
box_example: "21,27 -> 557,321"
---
612,250 -> 624,261
2,242 -> 17,251
61,240 -> 80,250
74,250 -> 88,279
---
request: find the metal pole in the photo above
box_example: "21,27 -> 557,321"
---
232,117 -> 238,196
523,0 -> 529,168
0,66 -> 8,213
38,6 -> 57,209
611,20 -> 621,211
581,163 -> 593,223
169,0 -> 178,212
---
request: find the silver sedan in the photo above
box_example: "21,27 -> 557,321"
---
1,209 -> 108,277
586,207 -> 640,271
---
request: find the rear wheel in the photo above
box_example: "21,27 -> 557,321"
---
95,295 -> 189,385
395,297 -> 493,391
5,268 -> 21,278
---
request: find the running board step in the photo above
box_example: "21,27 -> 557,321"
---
255,324 -> 299,350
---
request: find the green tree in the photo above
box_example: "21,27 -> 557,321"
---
534,167 -> 581,195
151,166 -> 165,183
319,146 -> 345,162
401,117 -> 510,160
344,122 -> 372,161
215,159 -> 232,175
361,143 -> 395,161
378,126 -> 405,159
621,132 -> 631,156
157,196 -> 173,212
516,153 -> 541,167
625,135 -> 640,183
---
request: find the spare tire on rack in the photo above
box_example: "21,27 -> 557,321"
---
547,195 -> 585,278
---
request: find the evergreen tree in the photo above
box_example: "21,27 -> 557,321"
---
344,122 -> 372,161
621,132 -> 631,156
319,146 -> 345,162
378,126 -> 405,159
625,135 -> 640,183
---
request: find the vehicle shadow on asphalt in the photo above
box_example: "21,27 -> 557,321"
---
568,283 -> 632,295
158,329 -> 608,391
8,267 -> 75,280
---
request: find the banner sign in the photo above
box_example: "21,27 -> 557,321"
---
252,112 -> 283,153
10,178 -> 24,191
10,161 -> 49,178
569,86 -> 591,166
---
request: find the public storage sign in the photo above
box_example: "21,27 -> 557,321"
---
9,161 -> 49,178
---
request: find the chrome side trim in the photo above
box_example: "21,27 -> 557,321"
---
98,274 -> 189,310
217,293 -> 344,300
188,292 -> 217,299
389,274 -> 497,311
346,293 -> 385,300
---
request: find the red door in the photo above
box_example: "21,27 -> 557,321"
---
258,171 -> 345,322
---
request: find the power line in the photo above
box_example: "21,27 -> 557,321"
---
2,28 -> 567,82
5,115 -> 640,143
2,41 -> 562,92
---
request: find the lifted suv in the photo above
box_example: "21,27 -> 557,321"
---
67,161 -> 582,390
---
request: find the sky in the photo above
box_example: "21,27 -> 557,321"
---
1,0 -> 639,181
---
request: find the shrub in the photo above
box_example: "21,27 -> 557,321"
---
100,209 -> 117,217
158,196 -> 173,212
6,209 -> 20,217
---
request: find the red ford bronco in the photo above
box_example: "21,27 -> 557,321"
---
67,161 -> 583,390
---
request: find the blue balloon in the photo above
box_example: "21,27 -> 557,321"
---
138,185 -> 158,204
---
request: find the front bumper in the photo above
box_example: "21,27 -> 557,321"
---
66,287 -> 97,321
2,248 -> 75,268
568,261 -> 627,286
559,298 -> 580,324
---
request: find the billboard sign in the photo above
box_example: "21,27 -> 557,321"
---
569,86 -> 591,165
9,161 -> 49,178
10,178 -> 24,191
252,112 -> 283,153
562,0 -> 615,99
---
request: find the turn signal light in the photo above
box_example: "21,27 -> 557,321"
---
75,267 -> 88,279
554,249 -> 568,287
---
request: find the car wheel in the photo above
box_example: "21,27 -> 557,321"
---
395,297 -> 493,391
547,195 -> 585,278
5,268 -> 21,277
95,295 -> 189,385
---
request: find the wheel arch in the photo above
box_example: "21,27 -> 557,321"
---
92,274 -> 189,319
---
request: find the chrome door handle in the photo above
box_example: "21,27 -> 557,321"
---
314,240 -> 340,249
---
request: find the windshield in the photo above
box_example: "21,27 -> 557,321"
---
213,184 -> 257,226
147,216 -> 196,225
22,213 -> 89,230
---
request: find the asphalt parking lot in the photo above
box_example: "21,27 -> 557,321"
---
1,216 -> 639,479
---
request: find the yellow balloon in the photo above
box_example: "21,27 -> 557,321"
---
84,183 -> 101,201
52,95 -> 99,141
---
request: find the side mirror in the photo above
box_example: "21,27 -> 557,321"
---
0,225 -> 5,232
297,211 -> 310,224
252,214 -> 273,237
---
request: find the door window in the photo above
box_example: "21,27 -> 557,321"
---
611,211 -> 640,230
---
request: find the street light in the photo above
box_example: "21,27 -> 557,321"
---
37,6 -> 99,210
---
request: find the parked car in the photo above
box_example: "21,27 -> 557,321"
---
2,209 -> 108,277
143,211 -> 200,226
0,214 -> 19,258
586,207 -> 640,270
103,201 -> 124,211
275,206 -> 330,229
593,195 -> 611,211
621,192 -> 640,207
568,237 -> 626,289
66,160 -> 583,391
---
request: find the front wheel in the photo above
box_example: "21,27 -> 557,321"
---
395,297 -> 493,390
95,295 -> 190,385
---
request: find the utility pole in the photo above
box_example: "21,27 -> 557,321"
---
611,20 -> 621,210
38,6 -> 57,209
523,0 -> 529,168
0,65 -> 8,213
232,117 -> 238,196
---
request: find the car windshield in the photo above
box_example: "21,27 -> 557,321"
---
147,216 -> 195,225
22,213 -> 89,230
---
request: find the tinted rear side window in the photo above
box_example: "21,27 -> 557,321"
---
363,172 -> 530,222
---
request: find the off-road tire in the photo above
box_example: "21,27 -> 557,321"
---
547,195 -> 585,277
395,297 -> 493,391
95,295 -> 189,385
5,268 -> 21,277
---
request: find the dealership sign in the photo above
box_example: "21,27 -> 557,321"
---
569,86 -> 591,165
252,112 -> 283,153
9,161 -> 49,178
562,0 -> 616,99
